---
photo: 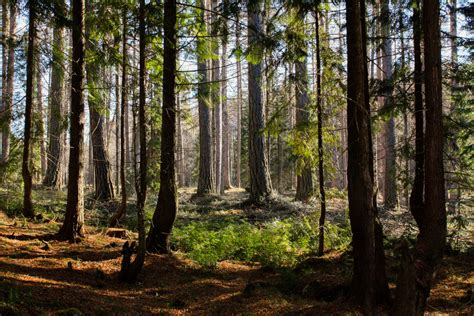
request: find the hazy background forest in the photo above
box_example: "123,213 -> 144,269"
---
0,0 -> 472,314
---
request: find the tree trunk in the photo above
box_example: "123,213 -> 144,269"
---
1,1 -> 15,163
220,6 -> 231,193
346,0 -> 389,312
176,95 -> 185,187
85,0 -> 114,201
1,0 -> 7,163
146,0 -> 177,254
211,0 -> 222,194
110,9 -> 128,226
315,12 -> 327,256
395,0 -> 447,313
294,9 -> 313,202
235,12 -> 242,189
57,0 -> 86,241
196,0 -> 214,196
115,72 -> 120,195
247,0 -> 273,202
381,0 -> 397,209
22,0 -> 37,218
43,0 -> 65,189
409,0 -> 424,227
36,54 -> 46,178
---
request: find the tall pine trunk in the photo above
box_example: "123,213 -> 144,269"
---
247,0 -> 272,202
196,0 -> 214,196
381,0 -> 397,209
1,1 -> 16,163
22,0 -> 37,218
110,9 -> 128,226
294,8 -> 313,202
43,0 -> 65,188
235,12 -> 242,188
395,0 -> 447,313
220,5 -> 231,193
146,0 -> 177,254
57,0 -> 86,241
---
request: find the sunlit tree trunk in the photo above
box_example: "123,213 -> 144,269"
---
43,0 -> 65,189
22,0 -> 37,218
395,0 -> 447,313
146,0 -> 178,253
1,1 -> 16,163
110,9 -> 128,226
197,0 -> 214,195
221,3 -> 231,193
57,0 -> 86,241
235,11 -> 242,188
247,0 -> 273,202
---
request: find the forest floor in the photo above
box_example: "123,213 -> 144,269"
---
0,187 -> 472,315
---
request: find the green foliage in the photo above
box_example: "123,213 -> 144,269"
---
171,217 -> 351,269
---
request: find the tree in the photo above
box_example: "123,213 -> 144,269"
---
110,8 -> 128,226
22,0 -> 37,218
395,0 -> 447,313
211,0 -> 222,194
409,0 -> 424,226
43,0 -> 66,189
1,0 -> 16,163
85,0 -> 115,201
56,0 -> 86,241
380,0 -> 397,208
247,0 -> 273,202
315,10 -> 327,256
146,0 -> 177,254
196,0 -> 214,196
294,7 -> 313,202
119,0 -> 147,282
235,11 -> 242,188
1,0 -> 7,163
346,0 -> 389,312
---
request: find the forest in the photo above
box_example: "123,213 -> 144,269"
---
0,0 -> 472,314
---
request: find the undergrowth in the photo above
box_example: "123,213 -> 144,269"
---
171,217 -> 352,268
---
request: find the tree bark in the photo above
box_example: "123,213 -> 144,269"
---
1,1 -> 15,163
211,0 -> 222,194
43,0 -> 65,189
315,12 -> 327,256
196,0 -> 214,196
294,8 -> 313,202
146,0 -> 177,254
395,0 -> 447,313
381,0 -> 397,209
235,12 -> 242,189
110,9 -> 128,226
409,0 -> 424,227
57,0 -> 86,241
22,0 -> 37,218
36,53 -> 46,178
346,0 -> 390,312
1,0 -> 8,163
247,0 -> 273,202
220,4 -> 231,193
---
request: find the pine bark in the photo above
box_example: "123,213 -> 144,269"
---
235,12 -> 242,188
196,0 -> 214,196
220,6 -> 231,193
381,0 -> 397,208
36,55 -> 46,177
1,0 -> 7,163
110,9 -> 128,226
395,0 -> 447,313
346,0 -> 389,312
247,0 -> 273,202
146,0 -> 178,254
43,0 -> 65,189
294,9 -> 313,202
22,0 -> 37,218
57,0 -> 86,241
211,0 -> 222,194
1,1 -> 15,163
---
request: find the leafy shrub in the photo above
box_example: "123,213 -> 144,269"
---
171,217 -> 351,268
